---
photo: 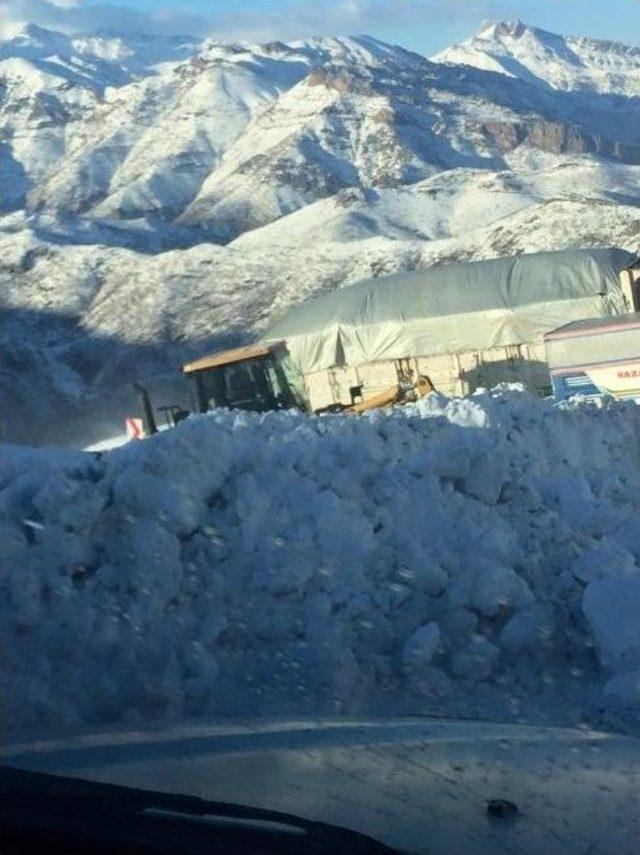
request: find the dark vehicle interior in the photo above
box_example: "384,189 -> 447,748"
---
1,766 -> 398,855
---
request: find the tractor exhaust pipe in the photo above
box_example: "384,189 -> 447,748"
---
133,381 -> 158,436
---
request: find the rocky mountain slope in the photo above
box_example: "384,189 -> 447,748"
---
1,21 -> 639,445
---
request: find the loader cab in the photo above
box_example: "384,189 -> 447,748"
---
183,341 -> 309,415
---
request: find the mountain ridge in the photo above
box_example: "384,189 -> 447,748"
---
433,19 -> 640,96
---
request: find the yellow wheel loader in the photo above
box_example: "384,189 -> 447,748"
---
133,341 -> 434,438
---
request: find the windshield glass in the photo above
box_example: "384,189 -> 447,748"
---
1,6 -> 639,855
196,357 -> 295,412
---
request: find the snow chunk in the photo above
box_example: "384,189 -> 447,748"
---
460,451 -> 507,505
499,606 -> 555,653
603,671 -> 640,709
583,576 -> 640,674
571,541 -> 637,584
449,563 -> 534,617
402,622 -> 441,671
451,636 -> 500,680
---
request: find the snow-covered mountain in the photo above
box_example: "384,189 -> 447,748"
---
1,21 -> 639,445
434,20 -> 640,96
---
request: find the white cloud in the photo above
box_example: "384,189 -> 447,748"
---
0,0 -> 212,37
212,0 -> 479,43
0,0 -> 485,41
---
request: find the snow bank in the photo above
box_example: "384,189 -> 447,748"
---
2,387 -> 639,737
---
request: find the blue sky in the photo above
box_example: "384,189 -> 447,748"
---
3,0 -> 638,55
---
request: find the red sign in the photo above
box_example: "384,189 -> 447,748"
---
125,417 -> 144,440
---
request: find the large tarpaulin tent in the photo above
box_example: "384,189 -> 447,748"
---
263,248 -> 635,375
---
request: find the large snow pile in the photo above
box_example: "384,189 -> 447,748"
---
1,387 -> 639,737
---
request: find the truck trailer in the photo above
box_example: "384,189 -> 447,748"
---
545,313 -> 640,403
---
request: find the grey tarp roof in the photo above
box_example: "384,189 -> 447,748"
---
263,247 -> 635,375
